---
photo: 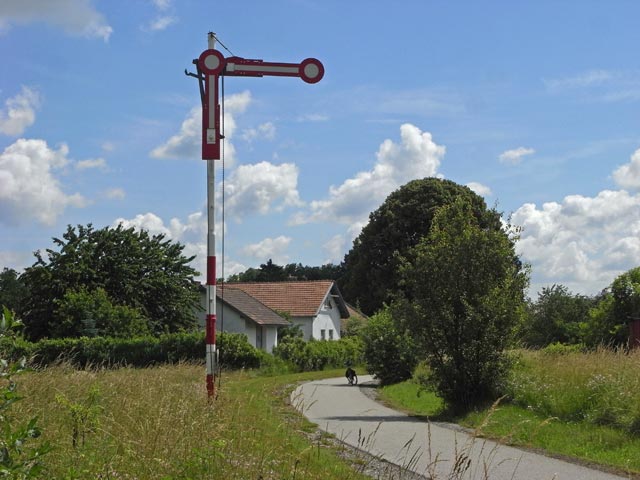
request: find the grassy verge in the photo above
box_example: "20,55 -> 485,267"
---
379,375 -> 640,475
14,364 -> 372,479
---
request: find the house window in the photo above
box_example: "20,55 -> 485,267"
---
329,329 -> 334,340
324,298 -> 333,309
320,329 -> 326,340
256,326 -> 264,349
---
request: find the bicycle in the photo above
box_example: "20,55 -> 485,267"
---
345,367 -> 358,386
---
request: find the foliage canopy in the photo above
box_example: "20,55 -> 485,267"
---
19,224 -> 200,340
339,178 -> 502,315
394,198 -> 528,411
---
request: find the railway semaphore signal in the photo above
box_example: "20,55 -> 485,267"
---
186,32 -> 324,399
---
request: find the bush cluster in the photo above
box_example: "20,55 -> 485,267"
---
0,331 -> 263,370
273,336 -> 363,372
360,308 -> 418,386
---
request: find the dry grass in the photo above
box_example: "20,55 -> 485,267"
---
14,363 -> 371,479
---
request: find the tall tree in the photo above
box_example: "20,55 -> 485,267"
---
19,224 -> 200,340
339,178 -> 502,315
582,266 -> 640,347
519,284 -> 593,347
0,267 -> 28,312
394,198 -> 528,411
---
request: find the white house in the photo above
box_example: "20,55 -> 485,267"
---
197,280 -> 350,352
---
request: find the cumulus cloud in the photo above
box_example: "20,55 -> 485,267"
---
513,189 -> 640,294
323,234 -> 346,264
75,157 -> 106,170
240,122 -> 276,143
150,91 -> 251,162
241,236 -> 291,263
499,147 -> 534,165
612,148 -> 640,190
292,123 -> 444,229
0,86 -> 40,136
0,0 -> 112,41
466,182 -> 492,197
225,161 -> 302,218
0,139 -> 86,225
112,209 -> 247,279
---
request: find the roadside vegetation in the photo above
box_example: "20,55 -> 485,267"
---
379,348 -> 640,474
13,364 -> 375,479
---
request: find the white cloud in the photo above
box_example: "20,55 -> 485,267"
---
101,142 -> 115,152
112,209 -> 235,279
466,182 -> 492,197
225,161 -> 302,218
152,0 -> 172,11
297,113 -> 329,122
145,15 -> 176,31
241,236 -> 291,264
323,234 -> 346,264
544,70 -> 614,91
104,187 -> 125,200
292,123 -> 445,228
612,148 -> 640,190
0,139 -> 86,225
150,91 -> 251,162
0,250 -> 32,272
512,189 -> 640,295
499,147 -> 535,165
0,86 -> 40,136
240,122 -> 276,143
0,0 -> 112,41
75,157 -> 106,170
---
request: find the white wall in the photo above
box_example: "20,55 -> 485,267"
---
291,316 -> 314,341
312,295 -> 342,341
205,303 -> 279,354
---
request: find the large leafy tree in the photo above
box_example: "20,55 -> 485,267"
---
582,266 -> 640,347
394,198 -> 528,411
0,267 -> 28,312
19,224 -> 200,340
519,284 -> 593,347
339,178 -> 502,315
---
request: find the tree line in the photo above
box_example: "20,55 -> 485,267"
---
2,177 -> 639,413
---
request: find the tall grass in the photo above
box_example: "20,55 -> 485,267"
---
507,347 -> 640,433
14,364 -> 371,479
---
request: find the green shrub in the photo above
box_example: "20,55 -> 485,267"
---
541,342 -> 585,356
361,307 -> 418,385
273,336 -> 363,372
1,332 -> 265,370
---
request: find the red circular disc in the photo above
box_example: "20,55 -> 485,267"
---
299,58 -> 324,84
198,49 -> 225,75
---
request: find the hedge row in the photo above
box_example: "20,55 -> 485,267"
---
0,331 -> 264,370
273,336 -> 364,372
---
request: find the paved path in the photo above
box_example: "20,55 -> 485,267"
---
292,376 -> 629,480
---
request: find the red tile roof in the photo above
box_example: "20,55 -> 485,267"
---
222,280 -> 346,318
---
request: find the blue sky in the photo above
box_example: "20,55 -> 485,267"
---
1,1 -> 640,297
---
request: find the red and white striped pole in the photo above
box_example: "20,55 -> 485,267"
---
204,32 -> 218,400
194,32 -> 323,399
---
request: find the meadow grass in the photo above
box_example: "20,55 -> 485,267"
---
14,363 -> 372,479
379,348 -> 640,475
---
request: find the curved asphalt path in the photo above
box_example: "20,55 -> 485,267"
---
293,375 -> 628,480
